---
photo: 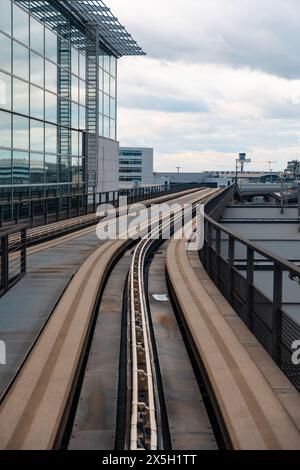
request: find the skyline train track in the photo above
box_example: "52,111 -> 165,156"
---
0,188 -> 218,450
1,187 -> 300,451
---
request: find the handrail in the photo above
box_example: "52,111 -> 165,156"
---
201,187 -> 300,391
205,214 -> 300,277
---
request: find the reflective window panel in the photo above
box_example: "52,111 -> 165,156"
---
45,91 -> 57,124
13,78 -> 29,114
103,116 -> 109,138
13,150 -> 29,184
13,114 -> 29,150
45,27 -> 57,62
30,119 -> 44,152
30,51 -> 44,87
13,41 -> 29,80
13,3 -> 29,45
45,153 -> 57,183
0,110 -> 12,148
30,85 -> 44,120
0,33 -> 12,74
30,152 -> 44,184
0,72 -> 12,110
45,60 -> 57,93
0,0 -> 12,36
45,123 -> 57,153
0,148 -> 12,185
30,16 -> 44,55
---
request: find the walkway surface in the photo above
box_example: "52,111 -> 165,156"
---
0,228 -> 103,398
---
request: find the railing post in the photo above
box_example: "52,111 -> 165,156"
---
228,236 -> 235,304
170,212 -> 174,235
77,195 -> 80,216
1,235 -> 9,293
30,200 -> 35,227
21,228 -> 27,274
215,228 -> 221,286
273,265 -> 283,365
85,194 -> 88,215
246,247 -> 254,330
56,197 -> 60,222
44,199 -> 48,225
14,203 -> 19,225
93,193 -> 96,213
207,222 -> 212,276
67,195 -> 71,219
0,205 -> 3,228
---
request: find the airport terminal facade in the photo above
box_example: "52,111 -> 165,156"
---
0,0 -> 144,201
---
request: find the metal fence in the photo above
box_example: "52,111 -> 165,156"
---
201,187 -> 300,392
0,225 -> 27,298
0,185 -> 172,230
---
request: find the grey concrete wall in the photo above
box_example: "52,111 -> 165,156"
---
97,137 -> 119,193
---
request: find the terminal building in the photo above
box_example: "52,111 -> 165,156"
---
119,147 -> 154,188
0,0 -> 144,201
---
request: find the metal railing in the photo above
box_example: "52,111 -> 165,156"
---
200,190 -> 300,391
0,185 -> 173,230
0,225 -> 27,298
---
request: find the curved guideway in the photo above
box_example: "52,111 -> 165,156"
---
166,235 -> 300,450
0,189 -> 211,450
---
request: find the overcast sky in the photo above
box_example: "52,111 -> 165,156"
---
107,0 -> 300,172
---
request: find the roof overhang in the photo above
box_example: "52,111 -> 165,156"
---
53,0 -> 145,57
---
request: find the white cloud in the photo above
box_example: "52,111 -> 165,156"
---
107,0 -> 300,171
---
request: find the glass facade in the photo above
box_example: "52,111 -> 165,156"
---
0,0 -> 117,201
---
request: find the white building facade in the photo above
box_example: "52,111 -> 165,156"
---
119,147 -> 154,188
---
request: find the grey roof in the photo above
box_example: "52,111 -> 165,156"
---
59,0 -> 145,57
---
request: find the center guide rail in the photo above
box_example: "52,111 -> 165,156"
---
128,189 -> 217,450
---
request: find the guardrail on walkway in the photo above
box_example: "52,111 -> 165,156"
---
0,185 -> 173,229
200,188 -> 300,391
0,225 -> 27,298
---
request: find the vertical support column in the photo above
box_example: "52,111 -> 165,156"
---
0,205 -> 3,228
86,26 -> 99,193
273,265 -> 283,365
57,32 -> 72,183
246,247 -> 254,330
228,236 -> 235,304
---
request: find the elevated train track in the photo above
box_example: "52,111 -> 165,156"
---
0,188 -> 216,450
1,187 -> 299,450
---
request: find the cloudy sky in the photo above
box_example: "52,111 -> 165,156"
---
107,0 -> 300,172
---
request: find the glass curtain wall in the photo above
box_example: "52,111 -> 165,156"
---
0,0 -> 117,201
